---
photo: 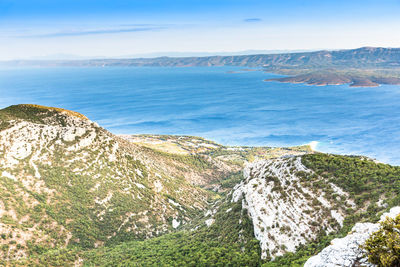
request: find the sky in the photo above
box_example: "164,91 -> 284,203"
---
0,0 -> 399,60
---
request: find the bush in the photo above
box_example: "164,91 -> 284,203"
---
363,214 -> 400,267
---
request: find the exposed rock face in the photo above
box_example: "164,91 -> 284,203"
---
231,157 -> 349,259
304,207 -> 400,267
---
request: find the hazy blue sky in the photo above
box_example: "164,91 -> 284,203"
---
0,0 -> 399,59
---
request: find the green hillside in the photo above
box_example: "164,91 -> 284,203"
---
0,105 -> 399,266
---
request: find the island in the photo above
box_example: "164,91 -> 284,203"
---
264,69 -> 400,87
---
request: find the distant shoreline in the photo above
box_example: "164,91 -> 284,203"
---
264,71 -> 400,87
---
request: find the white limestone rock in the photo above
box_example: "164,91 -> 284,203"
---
231,157 -> 347,259
304,206 -> 400,267
205,218 -> 215,227
172,219 -> 180,228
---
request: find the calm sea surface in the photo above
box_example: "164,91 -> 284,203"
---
1,66 -> 400,165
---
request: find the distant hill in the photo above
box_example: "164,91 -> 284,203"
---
2,47 -> 400,69
265,69 -> 400,87
3,47 -> 400,87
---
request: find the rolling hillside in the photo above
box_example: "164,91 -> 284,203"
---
0,104 -> 399,266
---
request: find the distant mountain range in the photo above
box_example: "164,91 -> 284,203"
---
2,47 -> 399,68
7,49 -> 319,61
3,47 -> 400,87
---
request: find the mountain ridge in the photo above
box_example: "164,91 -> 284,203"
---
0,104 -> 309,264
1,104 -> 399,266
3,46 -> 400,87
2,47 -> 399,68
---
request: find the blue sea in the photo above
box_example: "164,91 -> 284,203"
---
1,66 -> 400,165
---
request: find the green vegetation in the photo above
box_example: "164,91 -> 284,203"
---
35,149 -> 149,248
15,200 -> 262,266
129,134 -> 311,167
263,153 -> 400,266
10,248 -> 82,267
2,104 -> 88,121
302,153 -> 400,209
84,200 -> 261,266
0,104 -> 221,261
212,171 -> 244,193
363,214 -> 400,267
6,151 -> 400,266
262,229 -> 349,267
0,104 -> 87,127
154,150 -> 215,172
2,105 -> 400,266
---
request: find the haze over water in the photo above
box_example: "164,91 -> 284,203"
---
1,66 -> 400,165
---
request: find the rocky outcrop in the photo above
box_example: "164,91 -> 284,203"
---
304,206 -> 400,267
231,157 -> 350,259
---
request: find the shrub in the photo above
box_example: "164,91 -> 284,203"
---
363,214 -> 400,267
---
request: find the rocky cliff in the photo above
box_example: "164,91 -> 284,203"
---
231,157 -> 348,259
305,207 -> 400,267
